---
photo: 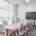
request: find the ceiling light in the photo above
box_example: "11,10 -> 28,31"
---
26,0 -> 29,2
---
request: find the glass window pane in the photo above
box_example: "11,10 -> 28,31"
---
0,9 -> 8,17
8,20 -> 12,25
9,3 -> 13,11
0,0 -> 8,9
0,18 -> 3,20
0,21 -> 3,24
8,18 -> 12,25
0,18 -> 3,24
3,18 -> 8,21
9,11 -> 13,18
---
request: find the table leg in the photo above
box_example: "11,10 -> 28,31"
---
7,30 -> 19,36
13,31 -> 16,34
16,30 -> 19,35
9,33 -> 11,36
6,29 -> 9,36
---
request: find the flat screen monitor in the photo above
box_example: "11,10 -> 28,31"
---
26,12 -> 36,19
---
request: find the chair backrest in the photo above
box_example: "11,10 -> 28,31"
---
12,20 -> 15,23
17,18 -> 20,22
28,20 -> 34,25
3,21 -> 8,25
19,23 -> 23,31
23,25 -> 26,30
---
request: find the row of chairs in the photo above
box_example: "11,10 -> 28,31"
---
11,22 -> 34,36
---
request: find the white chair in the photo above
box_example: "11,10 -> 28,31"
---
28,20 -> 34,29
3,21 -> 8,25
2,21 -> 8,35
3,21 -> 14,36
12,20 -> 15,23
28,20 -> 34,25
17,18 -> 20,22
18,24 -> 26,36
0,21 -> 8,35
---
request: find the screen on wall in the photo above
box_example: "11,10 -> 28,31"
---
26,12 -> 36,19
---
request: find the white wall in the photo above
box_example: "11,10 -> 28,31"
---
17,3 -> 36,25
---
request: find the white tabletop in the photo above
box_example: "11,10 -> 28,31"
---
4,21 -> 28,31
4,22 -> 22,30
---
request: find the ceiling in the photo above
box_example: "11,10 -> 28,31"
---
5,0 -> 36,5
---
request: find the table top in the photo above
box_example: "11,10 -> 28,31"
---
4,22 -> 28,31
4,22 -> 22,30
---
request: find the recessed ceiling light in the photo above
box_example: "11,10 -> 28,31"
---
26,0 -> 29,2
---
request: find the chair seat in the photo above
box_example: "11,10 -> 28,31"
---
19,30 -> 26,35
26,28 -> 30,30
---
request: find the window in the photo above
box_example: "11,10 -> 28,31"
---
8,18 -> 12,25
0,0 -> 14,24
9,3 -> 13,11
0,18 -> 3,24
0,18 -> 3,21
3,18 -> 8,21
0,0 -> 8,9
9,11 -> 13,18
0,21 -> 3,24
0,9 -> 8,17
